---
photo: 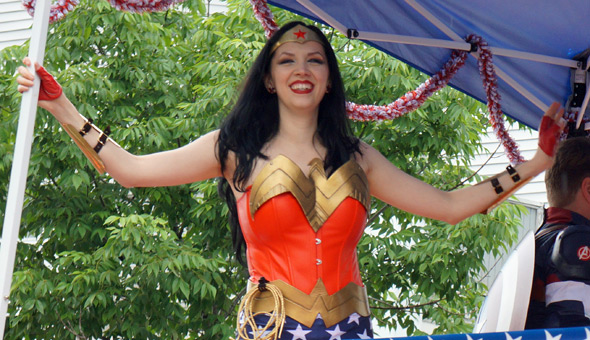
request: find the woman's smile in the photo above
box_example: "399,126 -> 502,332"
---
289,80 -> 314,94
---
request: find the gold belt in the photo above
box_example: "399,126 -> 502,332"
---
247,279 -> 370,328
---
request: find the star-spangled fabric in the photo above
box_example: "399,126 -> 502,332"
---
380,327 -> 590,340
237,312 -> 374,339
236,315 -> 590,340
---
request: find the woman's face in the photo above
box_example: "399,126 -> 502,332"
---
266,41 -> 330,117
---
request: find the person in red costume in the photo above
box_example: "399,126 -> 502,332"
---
18,21 -> 564,340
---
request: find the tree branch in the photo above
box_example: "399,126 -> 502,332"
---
57,312 -> 88,340
226,286 -> 247,319
369,296 -> 442,310
448,143 -> 500,191
367,203 -> 390,226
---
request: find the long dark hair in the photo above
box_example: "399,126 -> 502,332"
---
217,21 -> 360,264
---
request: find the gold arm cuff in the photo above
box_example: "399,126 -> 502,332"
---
62,123 -> 106,174
480,175 -> 533,214
247,279 -> 370,328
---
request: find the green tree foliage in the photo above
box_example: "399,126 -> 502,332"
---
0,0 -> 524,338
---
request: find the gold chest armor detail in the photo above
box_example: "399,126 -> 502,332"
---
249,155 -> 370,232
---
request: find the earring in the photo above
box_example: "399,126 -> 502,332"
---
267,86 -> 276,94
326,85 -> 331,93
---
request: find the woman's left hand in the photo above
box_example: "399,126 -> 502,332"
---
17,57 -> 63,101
536,102 -> 566,164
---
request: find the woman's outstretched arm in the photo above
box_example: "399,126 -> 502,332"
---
361,102 -> 565,225
17,58 -> 222,188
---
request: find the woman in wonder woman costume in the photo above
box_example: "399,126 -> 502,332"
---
18,21 -> 564,340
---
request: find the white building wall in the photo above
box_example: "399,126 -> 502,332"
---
0,0 -> 227,52
472,126 -> 547,205
0,0 -> 32,51
205,0 -> 227,15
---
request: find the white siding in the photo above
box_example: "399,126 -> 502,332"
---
0,0 -> 228,52
205,0 -> 227,15
0,0 -> 32,51
471,126 -> 547,205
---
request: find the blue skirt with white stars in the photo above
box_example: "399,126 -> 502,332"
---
237,312 -> 374,340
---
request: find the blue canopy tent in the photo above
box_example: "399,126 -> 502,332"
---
267,0 -> 590,131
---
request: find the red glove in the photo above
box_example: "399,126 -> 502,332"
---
36,65 -> 62,101
538,115 -> 561,157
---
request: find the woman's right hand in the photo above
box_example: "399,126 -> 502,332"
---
17,57 -> 65,113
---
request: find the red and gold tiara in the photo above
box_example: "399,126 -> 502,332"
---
271,24 -> 324,53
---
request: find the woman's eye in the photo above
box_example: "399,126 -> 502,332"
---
278,59 -> 294,65
309,58 -> 325,64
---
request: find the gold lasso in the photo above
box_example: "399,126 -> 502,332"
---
235,278 -> 285,340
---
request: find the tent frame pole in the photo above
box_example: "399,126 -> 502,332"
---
403,0 -> 578,68
353,31 -> 578,69
296,0 -> 575,114
0,0 -> 50,338
402,0 -> 554,113
295,0 -> 347,33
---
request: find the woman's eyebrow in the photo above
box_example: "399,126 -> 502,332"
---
276,50 -> 325,57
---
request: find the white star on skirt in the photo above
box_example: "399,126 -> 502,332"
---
356,329 -> 372,339
249,325 -> 272,339
326,324 -> 346,340
287,324 -> 312,340
348,313 -> 361,325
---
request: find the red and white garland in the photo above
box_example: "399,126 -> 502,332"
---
107,0 -> 184,13
21,0 -> 79,24
249,0 -> 524,164
22,0 -> 185,23
248,0 -> 278,39
345,49 -> 467,121
468,34 -> 524,164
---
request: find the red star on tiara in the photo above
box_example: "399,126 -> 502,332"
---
270,25 -> 323,53
293,29 -> 307,39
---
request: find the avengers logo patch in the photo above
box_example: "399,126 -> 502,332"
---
578,245 -> 590,261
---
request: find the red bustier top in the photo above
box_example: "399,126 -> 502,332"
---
236,155 -> 370,295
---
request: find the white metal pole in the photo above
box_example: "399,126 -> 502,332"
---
356,31 -> 471,51
404,0 -> 578,69
296,0 -> 348,34
494,66 -> 549,113
489,47 -> 578,69
298,0 -> 578,70
403,0 -> 551,115
0,0 -> 50,337
576,80 -> 590,129
404,0 -> 464,41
